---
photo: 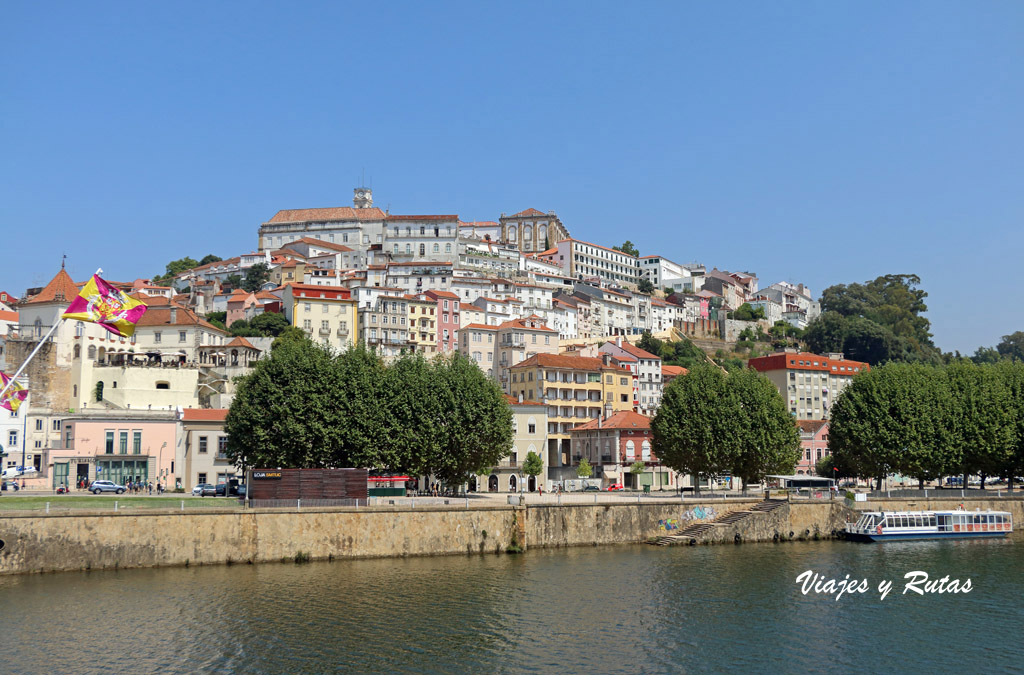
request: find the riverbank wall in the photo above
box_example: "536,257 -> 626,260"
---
0,496 -> 1020,575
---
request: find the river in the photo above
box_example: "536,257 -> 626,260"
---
0,538 -> 1021,674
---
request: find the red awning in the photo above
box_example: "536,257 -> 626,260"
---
367,476 -> 411,482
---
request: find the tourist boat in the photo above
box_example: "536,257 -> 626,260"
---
845,509 -> 1013,542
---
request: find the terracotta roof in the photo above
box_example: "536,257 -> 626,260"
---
181,408 -> 229,422
514,353 -> 629,373
571,410 -> 651,432
225,336 -> 259,350
617,342 -> 659,361
291,237 -> 355,253
22,268 -> 81,305
135,305 -> 224,333
504,394 -> 545,407
748,351 -> 870,373
0,309 -> 17,322
424,290 -> 459,299
460,323 -> 498,331
496,318 -> 556,332
796,420 -> 828,434
662,365 -> 688,377
509,208 -> 546,218
386,214 -> 458,221
267,207 -> 386,223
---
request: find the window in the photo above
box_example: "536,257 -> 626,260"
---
199,436 -> 208,454
621,393 -> 628,402
198,472 -> 207,485
179,331 -> 187,342
7,431 -> 16,448
105,431 -> 114,454
620,377 -> 628,386
528,423 -> 536,434
119,431 -> 128,454
218,437 -> 228,455
133,431 -> 142,454
303,319 -> 311,330
323,304 -> 329,313
35,419 -> 43,431
154,332 -> 162,343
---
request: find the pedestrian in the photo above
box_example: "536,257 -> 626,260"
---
538,485 -> 543,497
148,481 -> 153,495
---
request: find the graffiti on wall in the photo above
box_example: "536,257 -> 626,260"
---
657,518 -> 679,531
682,506 -> 717,521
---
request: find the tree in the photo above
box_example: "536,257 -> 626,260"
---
242,263 -> 270,292
247,312 -> 290,337
199,254 -> 222,265
637,331 -> 663,358
829,363 -> 953,490
577,458 -> 593,479
224,274 -> 243,289
812,273 -> 941,364
997,331 -> 1024,362
996,360 -> 1024,490
724,368 -> 800,493
971,346 -> 1003,365
732,303 -> 766,321
416,353 -> 513,487
225,335 -> 345,470
612,240 -> 639,257
637,278 -> 655,294
523,451 -> 544,484
651,364 -> 734,495
154,257 -> 199,285
948,361 -> 1014,488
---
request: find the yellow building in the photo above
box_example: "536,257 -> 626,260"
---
509,353 -> 634,468
406,294 -> 438,357
282,283 -> 357,351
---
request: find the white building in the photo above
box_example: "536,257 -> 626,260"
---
639,255 -> 687,288
553,239 -> 641,287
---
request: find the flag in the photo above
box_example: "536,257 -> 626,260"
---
62,274 -> 148,338
0,372 -> 27,413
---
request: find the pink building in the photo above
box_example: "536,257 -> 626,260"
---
797,420 -> 829,475
46,410 -> 179,490
226,289 -> 257,328
424,290 -> 460,352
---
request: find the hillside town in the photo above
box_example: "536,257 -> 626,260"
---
0,187 -> 864,495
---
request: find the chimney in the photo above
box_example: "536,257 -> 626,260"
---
604,403 -> 612,418
616,336 -> 622,348
518,393 -> 523,403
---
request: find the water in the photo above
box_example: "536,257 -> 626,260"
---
0,538 -> 1021,674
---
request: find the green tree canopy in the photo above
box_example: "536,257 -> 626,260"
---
651,364 -> 734,493
732,303 -> 766,321
637,278 -> 655,294
154,257 -> 199,285
808,274 -> 941,364
199,254 -> 223,265
577,458 -> 593,479
242,263 -> 270,292
612,240 -> 639,257
947,360 -> 1014,486
997,331 -> 1024,362
725,368 -> 801,491
523,451 -> 544,478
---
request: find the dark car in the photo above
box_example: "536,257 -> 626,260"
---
235,484 -> 247,498
583,485 -> 600,492
215,483 -> 227,496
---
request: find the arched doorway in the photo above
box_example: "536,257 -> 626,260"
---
488,475 -> 498,492
528,475 -> 537,492
509,475 -> 518,493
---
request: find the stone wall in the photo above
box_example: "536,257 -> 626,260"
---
0,497 -> 1019,576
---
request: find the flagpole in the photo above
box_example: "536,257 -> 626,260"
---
0,320 -> 61,402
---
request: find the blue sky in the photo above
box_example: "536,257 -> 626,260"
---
2,1 -> 1022,354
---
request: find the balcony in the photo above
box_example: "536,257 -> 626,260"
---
336,327 -> 349,336
319,327 -> 331,335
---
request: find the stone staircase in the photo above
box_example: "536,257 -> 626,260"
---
650,500 -> 788,546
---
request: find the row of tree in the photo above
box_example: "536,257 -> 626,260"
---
224,337 -> 513,486
828,360 -> 1024,489
651,364 -> 800,493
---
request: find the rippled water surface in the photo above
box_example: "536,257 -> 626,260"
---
1,538 -> 1022,674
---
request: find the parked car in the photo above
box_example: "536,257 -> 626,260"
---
583,485 -> 600,492
606,483 -> 625,491
91,480 -> 126,495
215,483 -> 227,496
192,483 -> 217,496
236,484 -> 247,498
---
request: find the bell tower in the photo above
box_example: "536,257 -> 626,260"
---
353,187 -> 373,209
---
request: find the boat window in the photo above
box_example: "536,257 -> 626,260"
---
928,515 -> 936,527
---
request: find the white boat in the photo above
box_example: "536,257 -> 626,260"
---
845,509 -> 1013,542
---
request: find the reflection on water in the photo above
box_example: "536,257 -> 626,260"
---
0,538 -> 1021,674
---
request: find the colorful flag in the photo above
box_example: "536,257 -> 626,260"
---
62,274 -> 148,338
0,372 -> 27,413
